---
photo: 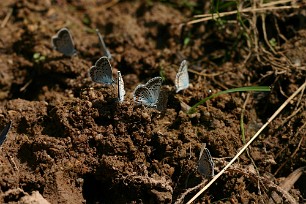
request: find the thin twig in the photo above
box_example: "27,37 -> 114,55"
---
1,8 -> 13,28
295,83 -> 305,110
193,3 -> 299,18
291,135 -> 304,158
273,15 -> 288,43
174,180 -> 207,204
101,0 -> 119,9
240,93 -> 250,144
187,5 -> 300,25
261,13 -> 276,54
278,106 -> 302,129
188,69 -> 223,77
251,0 -> 260,62
261,0 -> 297,8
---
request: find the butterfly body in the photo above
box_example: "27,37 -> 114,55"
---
133,77 -> 162,107
175,60 -> 189,93
89,56 -> 114,85
51,28 -> 77,56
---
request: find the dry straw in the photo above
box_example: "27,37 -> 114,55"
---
186,0 -> 301,25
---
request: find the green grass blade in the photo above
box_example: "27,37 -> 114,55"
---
187,86 -> 271,114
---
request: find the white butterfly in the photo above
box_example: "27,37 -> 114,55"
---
133,77 -> 162,108
89,56 -> 114,85
175,60 -> 189,93
51,28 -> 77,56
96,29 -> 112,60
198,143 -> 214,178
117,71 -> 125,102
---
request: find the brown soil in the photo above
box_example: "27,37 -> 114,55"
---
0,1 -> 305,203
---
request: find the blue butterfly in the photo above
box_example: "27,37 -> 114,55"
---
51,28 -> 77,56
89,56 -> 114,85
0,121 -> 12,146
175,60 -> 189,93
133,77 -> 162,108
117,71 -> 125,103
198,143 -> 214,178
96,29 -> 112,60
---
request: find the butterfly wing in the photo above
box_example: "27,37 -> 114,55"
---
51,28 -> 76,56
117,71 -> 125,102
0,121 -> 12,146
133,85 -> 152,107
197,144 -> 214,178
145,77 -> 162,106
96,29 -> 112,60
133,77 -> 162,107
89,56 -> 114,85
175,60 -> 189,93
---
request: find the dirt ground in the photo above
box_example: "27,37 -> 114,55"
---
0,0 -> 305,203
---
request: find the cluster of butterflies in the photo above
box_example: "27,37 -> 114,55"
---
51,28 -> 190,111
51,28 -> 215,178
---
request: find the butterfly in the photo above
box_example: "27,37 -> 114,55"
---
51,28 -> 77,56
133,77 -> 162,108
89,56 -> 114,85
197,143 -> 214,178
117,71 -> 125,102
96,29 -> 112,60
0,121 -> 12,146
175,60 -> 189,93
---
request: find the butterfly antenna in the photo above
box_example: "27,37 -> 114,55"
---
95,28 -> 112,59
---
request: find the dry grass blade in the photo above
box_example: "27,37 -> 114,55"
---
174,180 -> 206,204
269,166 -> 306,203
186,80 -> 306,204
1,8 -> 13,28
188,69 -> 223,77
279,166 -> 306,192
102,0 -> 119,9
187,4 -> 300,25
193,0 -> 297,18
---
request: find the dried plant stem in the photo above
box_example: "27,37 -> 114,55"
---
174,180 -> 207,204
261,13 -> 276,54
188,69 -> 223,77
274,122 -> 306,175
1,8 -> 13,28
186,80 -> 306,204
187,5 -> 300,25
